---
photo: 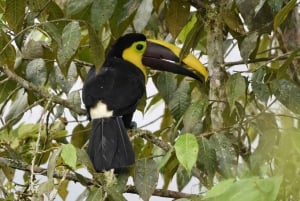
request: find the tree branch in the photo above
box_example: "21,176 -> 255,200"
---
0,66 -> 86,116
129,129 -> 171,152
126,185 -> 197,199
0,157 -> 95,185
0,157 -> 198,199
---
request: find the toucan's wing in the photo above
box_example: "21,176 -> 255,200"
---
82,59 -> 145,117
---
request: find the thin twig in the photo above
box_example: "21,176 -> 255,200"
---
30,96 -> 53,191
225,53 -> 300,67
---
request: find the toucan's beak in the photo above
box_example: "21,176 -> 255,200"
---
142,39 -> 208,83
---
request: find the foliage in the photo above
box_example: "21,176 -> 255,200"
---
0,0 -> 300,200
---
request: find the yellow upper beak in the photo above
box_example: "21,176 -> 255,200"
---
146,39 -> 208,81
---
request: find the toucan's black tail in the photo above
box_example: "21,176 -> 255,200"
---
87,117 -> 135,172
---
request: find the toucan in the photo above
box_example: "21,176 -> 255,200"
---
82,33 -> 208,172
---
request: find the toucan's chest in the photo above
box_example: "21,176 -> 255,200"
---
82,58 -> 146,118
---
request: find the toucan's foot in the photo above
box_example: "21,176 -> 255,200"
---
129,121 -> 137,129
114,167 -> 130,175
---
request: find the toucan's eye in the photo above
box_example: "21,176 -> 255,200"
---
136,44 -> 144,51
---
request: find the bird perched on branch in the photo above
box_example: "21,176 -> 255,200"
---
82,33 -> 208,172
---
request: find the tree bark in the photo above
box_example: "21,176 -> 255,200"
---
206,2 -> 227,130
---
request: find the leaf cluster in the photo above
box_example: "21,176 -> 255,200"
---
0,0 -> 299,201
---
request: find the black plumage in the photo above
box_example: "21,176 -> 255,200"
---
82,34 -> 146,172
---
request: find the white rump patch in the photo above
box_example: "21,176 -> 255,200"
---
90,101 -> 113,119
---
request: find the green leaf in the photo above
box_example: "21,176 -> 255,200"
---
5,89 -> 28,123
68,90 -> 81,111
159,151 -> 179,189
25,59 -> 47,86
252,68 -> 270,103
177,13 -> 197,43
115,0 -> 141,26
1,166 -> 15,182
153,0 -> 163,12
179,14 -> 205,60
183,99 -> 207,133
68,90 -> 81,119
278,49 -> 300,78
66,63 -> 79,91
250,113 -> 279,171
50,63 -> 78,93
57,180 -> 69,201
273,0 -> 297,30
290,129 -> 300,155
133,0 -> 153,32
134,158 -> 159,201
145,93 -> 161,113
47,148 -> 62,179
110,0 -> 142,38
71,124 -> 90,148
86,187 -> 103,201
203,177 -> 282,201
15,124 -> 39,142
235,0 -> 273,32
46,1 -> 64,20
197,137 -> 217,186
169,79 -> 191,121
105,185 -> 127,201
204,178 -> 235,199
76,148 -> 95,172
27,0 -> 64,22
57,21 -> 81,75
0,79 -> 17,103
271,79 -> 300,114
209,134 -> 236,178
240,31 -> 259,62
174,133 -> 198,175
37,178 -> 55,198
43,22 -> 62,44
139,141 -> 154,158
110,170 -> 129,195
90,0 -> 117,31
22,40 -> 49,59
267,0 -> 284,13
226,73 -> 246,113
88,25 -> 105,70
165,0 -> 190,38
61,144 -> 77,169
75,189 -> 90,201
27,0 -> 49,21
3,0 -> 25,33
176,165 -> 191,191
157,148 -> 174,170
0,30 -> 16,68
65,0 -> 94,17
154,72 -> 177,104
222,12 -> 245,34
177,13 -> 207,52
175,199 -> 191,201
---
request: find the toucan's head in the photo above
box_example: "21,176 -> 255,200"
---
108,33 -> 208,82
